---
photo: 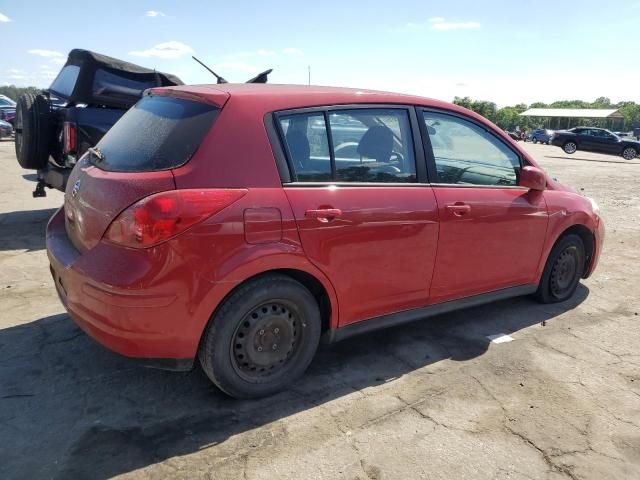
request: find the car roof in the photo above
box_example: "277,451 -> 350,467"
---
152,83 -> 472,116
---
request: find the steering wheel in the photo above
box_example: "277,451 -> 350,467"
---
390,151 -> 404,163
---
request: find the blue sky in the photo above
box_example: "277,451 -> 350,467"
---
1,0 -> 639,106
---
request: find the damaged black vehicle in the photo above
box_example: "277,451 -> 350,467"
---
14,49 -> 183,197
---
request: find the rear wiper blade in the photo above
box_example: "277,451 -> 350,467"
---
88,146 -> 105,162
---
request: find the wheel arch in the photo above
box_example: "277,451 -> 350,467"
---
553,224 -> 595,278
196,267 -> 337,355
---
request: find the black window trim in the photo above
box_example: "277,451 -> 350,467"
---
418,107 -> 529,190
269,103 -> 429,185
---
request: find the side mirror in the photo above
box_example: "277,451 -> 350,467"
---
519,166 -> 546,191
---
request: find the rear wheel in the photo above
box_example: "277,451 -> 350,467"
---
535,234 -> 585,303
622,147 -> 637,160
14,93 -> 51,169
198,274 -> 321,399
563,141 -> 577,154
532,137 -> 538,144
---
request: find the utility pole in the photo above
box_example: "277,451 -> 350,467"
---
308,65 -> 311,86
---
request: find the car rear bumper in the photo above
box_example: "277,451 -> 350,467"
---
46,207 -> 207,368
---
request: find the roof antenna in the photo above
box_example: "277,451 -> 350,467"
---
192,56 -> 228,84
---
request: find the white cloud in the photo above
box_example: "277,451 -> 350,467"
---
129,41 -> 194,59
7,68 -> 24,74
28,49 -> 64,58
282,48 -> 302,55
145,10 -> 166,17
429,17 -> 480,31
0,12 -> 11,22
404,17 -> 481,32
50,58 -> 66,65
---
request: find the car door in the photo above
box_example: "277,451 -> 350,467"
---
275,106 -> 439,326
596,130 -> 620,154
576,129 -> 597,151
420,109 -> 549,303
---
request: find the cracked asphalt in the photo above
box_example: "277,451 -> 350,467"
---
0,139 -> 639,479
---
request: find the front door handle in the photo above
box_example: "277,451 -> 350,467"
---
446,203 -> 471,216
305,208 -> 342,221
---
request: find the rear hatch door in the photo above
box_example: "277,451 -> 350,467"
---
64,94 -> 222,252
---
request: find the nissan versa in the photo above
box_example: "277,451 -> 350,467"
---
46,84 -> 604,398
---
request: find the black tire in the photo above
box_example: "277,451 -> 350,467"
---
532,137 -> 538,144
14,93 -> 51,169
621,146 -> 637,160
562,141 -> 577,155
198,274 -> 321,399
534,234 -> 585,303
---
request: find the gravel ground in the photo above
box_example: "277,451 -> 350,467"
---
0,138 -> 638,480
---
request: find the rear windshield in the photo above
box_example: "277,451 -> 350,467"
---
93,95 -> 219,172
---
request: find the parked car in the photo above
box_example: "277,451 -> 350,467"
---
14,49 -> 183,197
527,128 -> 554,144
551,127 -> 639,160
0,119 -> 13,139
0,94 -> 16,126
505,130 -> 522,141
48,84 -> 604,398
633,127 -> 640,141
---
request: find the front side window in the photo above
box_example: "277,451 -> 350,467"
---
423,111 -> 520,186
278,108 -> 416,183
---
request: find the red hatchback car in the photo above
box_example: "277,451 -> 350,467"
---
47,84 -> 604,398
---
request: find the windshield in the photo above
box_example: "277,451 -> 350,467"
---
93,95 -> 219,172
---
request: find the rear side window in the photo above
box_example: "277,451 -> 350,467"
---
278,108 -> 416,183
94,96 -> 219,172
49,65 -> 81,98
278,112 -> 332,181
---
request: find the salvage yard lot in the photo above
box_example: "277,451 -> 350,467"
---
0,140 -> 639,479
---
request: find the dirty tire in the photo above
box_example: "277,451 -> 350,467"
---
562,141 -> 577,155
198,274 -> 321,399
622,147 -> 637,160
534,234 -> 585,304
14,93 -> 51,169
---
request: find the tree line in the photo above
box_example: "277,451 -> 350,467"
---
453,96 -> 640,132
0,85 -> 41,102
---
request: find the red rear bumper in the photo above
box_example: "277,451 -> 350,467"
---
46,207 -> 209,368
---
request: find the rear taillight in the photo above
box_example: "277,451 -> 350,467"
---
103,189 -> 247,248
63,122 -> 76,154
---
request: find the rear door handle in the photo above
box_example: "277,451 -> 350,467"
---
305,208 -> 342,220
446,203 -> 471,216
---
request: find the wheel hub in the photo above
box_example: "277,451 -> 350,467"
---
232,302 -> 299,377
551,246 -> 578,295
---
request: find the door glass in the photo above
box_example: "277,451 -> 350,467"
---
278,113 -> 332,181
423,112 -> 520,186
328,109 -> 416,183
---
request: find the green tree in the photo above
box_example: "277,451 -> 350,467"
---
0,85 -> 41,101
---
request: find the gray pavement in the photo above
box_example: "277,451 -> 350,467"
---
0,139 -> 639,479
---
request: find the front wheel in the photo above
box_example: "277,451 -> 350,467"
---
198,274 -> 321,399
534,234 -> 585,303
622,147 -> 637,160
563,141 -> 577,154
